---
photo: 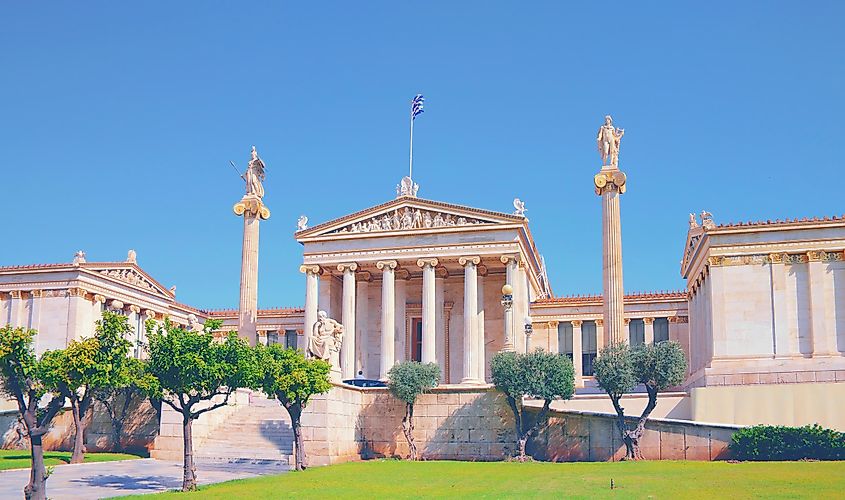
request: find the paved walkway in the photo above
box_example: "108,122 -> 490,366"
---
0,459 -> 289,499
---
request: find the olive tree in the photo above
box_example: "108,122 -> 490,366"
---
0,326 -> 65,500
594,340 -> 687,460
40,311 -> 132,463
491,349 -> 575,461
254,344 -> 332,471
144,318 -> 258,491
387,361 -> 440,461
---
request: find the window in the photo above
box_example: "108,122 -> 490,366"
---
266,331 -> 279,346
629,319 -> 645,346
558,322 -> 573,361
411,318 -> 423,362
654,318 -> 669,343
284,330 -> 298,349
582,321 -> 597,376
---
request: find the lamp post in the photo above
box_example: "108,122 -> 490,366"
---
501,284 -> 515,352
524,315 -> 533,353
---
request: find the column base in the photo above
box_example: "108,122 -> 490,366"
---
460,377 -> 484,385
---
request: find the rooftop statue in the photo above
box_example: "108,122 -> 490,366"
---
513,198 -> 527,217
245,146 -> 266,199
297,215 -> 309,231
597,115 -> 625,168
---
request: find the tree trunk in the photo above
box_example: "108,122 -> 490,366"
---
287,404 -> 306,471
402,403 -> 417,461
505,395 -> 526,461
181,415 -> 197,491
610,396 -> 639,460
24,433 -> 47,500
70,397 -> 85,464
625,385 -> 659,461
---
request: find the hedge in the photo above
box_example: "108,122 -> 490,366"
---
730,424 -> 845,461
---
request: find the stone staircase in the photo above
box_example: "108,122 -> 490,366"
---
192,394 -> 294,467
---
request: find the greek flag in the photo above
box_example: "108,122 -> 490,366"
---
411,94 -> 425,119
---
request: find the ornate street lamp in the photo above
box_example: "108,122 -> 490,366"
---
524,315 -> 533,353
501,284 -> 515,351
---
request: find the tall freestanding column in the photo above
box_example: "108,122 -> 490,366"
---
377,260 -> 398,379
594,115 -> 627,345
233,146 -> 270,346
459,256 -> 481,384
338,263 -> 358,379
300,265 -> 320,352
418,258 -> 438,364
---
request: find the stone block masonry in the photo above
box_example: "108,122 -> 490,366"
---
299,384 -> 739,465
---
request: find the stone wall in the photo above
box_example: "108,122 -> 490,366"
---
300,385 -> 738,466
1,397 -> 160,455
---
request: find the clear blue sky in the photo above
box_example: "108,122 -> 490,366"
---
2,2 -> 843,309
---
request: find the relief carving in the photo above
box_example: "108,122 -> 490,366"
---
330,207 -> 493,235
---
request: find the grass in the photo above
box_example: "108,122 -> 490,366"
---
0,449 -> 143,471
119,459 -> 845,499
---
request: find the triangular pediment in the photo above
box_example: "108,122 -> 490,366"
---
83,263 -> 175,300
296,196 -> 524,240
680,227 -> 705,278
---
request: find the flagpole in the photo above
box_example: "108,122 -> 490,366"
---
409,106 -> 414,183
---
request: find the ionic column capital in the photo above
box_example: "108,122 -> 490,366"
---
458,256 -> 481,267
547,321 -> 559,328
596,319 -> 603,327
624,318 -> 631,326
337,262 -> 359,273
30,290 -> 43,298
129,304 -> 141,314
93,294 -> 106,304
356,271 -> 373,282
376,260 -> 398,271
707,256 -> 724,267
643,317 -> 654,325
144,309 -> 157,319
807,250 -> 825,262
299,264 -> 322,275
110,299 -> 125,310
417,258 -> 439,269
499,254 -> 519,265
435,267 -> 450,279
9,290 -> 22,299
769,253 -> 785,264
571,319 -> 583,328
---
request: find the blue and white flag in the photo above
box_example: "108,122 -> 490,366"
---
411,94 -> 425,119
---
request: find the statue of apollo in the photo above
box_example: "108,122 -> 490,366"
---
596,115 -> 625,168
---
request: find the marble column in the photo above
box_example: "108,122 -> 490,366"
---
233,197 -> 270,346
476,268 -> 486,382
594,167 -> 626,344
9,290 -> 24,328
459,256 -> 481,384
500,255 -> 518,351
624,318 -> 631,344
769,253 -> 795,356
128,304 -> 140,354
572,320 -> 583,388
395,272 -> 408,362
29,291 -> 42,353
596,319 -> 605,352
355,273 -> 371,377
417,258 -> 438,364
807,251 -> 835,355
300,265 -> 321,353
435,268 -> 447,382
338,263 -> 358,379
644,317 -> 655,345
377,260 -> 397,379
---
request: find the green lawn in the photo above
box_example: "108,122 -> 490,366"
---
122,459 -> 845,499
0,449 -> 143,471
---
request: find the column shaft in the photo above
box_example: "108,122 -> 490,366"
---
420,260 -> 437,364
644,318 -> 655,345
572,320 -> 583,388
378,261 -> 397,379
476,274 -> 486,382
461,257 -> 480,384
339,264 -> 357,380
355,279 -> 370,377
601,183 -> 625,344
301,266 -> 320,353
238,213 -> 261,345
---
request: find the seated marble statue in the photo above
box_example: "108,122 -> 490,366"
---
308,311 -> 344,367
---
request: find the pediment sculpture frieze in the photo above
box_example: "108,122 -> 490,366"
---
329,207 -> 494,234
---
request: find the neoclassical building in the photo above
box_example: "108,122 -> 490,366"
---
2,185 -> 844,429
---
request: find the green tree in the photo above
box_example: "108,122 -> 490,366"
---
594,340 -> 687,460
387,361 -> 440,461
254,344 -> 331,471
491,349 -> 575,461
144,318 -> 258,491
39,311 -> 132,463
0,326 -> 65,500
92,357 -> 158,453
